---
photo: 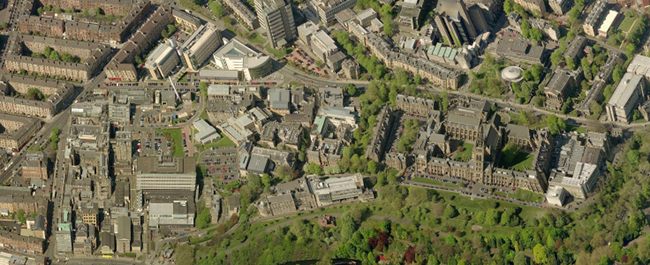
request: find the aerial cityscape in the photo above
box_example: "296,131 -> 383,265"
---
0,0 -> 649,263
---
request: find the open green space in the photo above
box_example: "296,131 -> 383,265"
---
265,44 -> 291,58
510,188 -> 544,203
500,151 -> 534,172
155,128 -> 184,157
618,16 -> 636,32
247,33 -> 266,44
410,177 -> 443,186
454,142 -> 474,162
567,124 -> 588,133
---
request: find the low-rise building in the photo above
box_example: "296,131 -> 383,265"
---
148,200 -> 195,228
544,67 -> 582,111
268,88 -> 291,115
259,121 -> 303,150
494,35 -> 547,65
193,118 -> 222,144
22,151 -> 48,180
306,174 -> 374,206
307,0 -> 358,24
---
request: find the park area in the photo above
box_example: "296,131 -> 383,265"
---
411,177 -> 461,188
618,15 -> 636,32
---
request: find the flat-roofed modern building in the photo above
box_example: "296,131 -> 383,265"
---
399,0 -> 425,30
135,156 -> 196,191
148,200 -> 195,228
255,0 -> 297,48
306,173 -> 373,206
193,118 -> 222,144
145,39 -> 180,79
607,73 -> 646,123
307,0 -> 357,25
212,38 -> 272,80
180,24 -> 223,70
583,0 -> 607,36
598,10 -> 620,37
310,30 -> 338,62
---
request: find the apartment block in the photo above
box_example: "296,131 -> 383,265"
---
365,106 -> 394,162
172,9 -> 202,33
583,0 -> 607,37
0,230 -> 45,254
223,0 -> 259,29
395,94 -> 436,116
17,16 -> 64,37
180,24 -> 223,70
549,0 -> 571,15
38,0 -> 138,16
512,0 -> 545,15
0,114 -> 40,149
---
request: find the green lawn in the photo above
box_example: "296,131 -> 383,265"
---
568,125 -> 588,134
265,44 -> 291,58
248,33 -> 266,44
500,152 -> 534,172
618,16 -> 636,32
411,177 -> 444,186
455,142 -> 474,162
493,191 -> 508,197
511,188 -> 544,203
199,132 -> 236,152
177,72 -> 188,82
156,128 -> 184,157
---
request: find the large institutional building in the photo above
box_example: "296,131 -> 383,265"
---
212,39 -> 272,80
135,156 -> 197,191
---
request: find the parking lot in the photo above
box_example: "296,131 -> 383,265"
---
285,48 -> 328,77
136,131 -> 172,157
199,146 -> 240,185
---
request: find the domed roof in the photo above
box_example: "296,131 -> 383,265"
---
501,66 -> 524,82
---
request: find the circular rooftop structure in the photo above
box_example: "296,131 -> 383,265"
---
501,66 -> 524,83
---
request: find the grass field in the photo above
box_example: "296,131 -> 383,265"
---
511,188 -> 544,203
568,125 -> 588,134
618,16 -> 636,32
156,128 -> 184,157
499,152 -> 534,172
248,33 -> 266,44
455,142 -> 474,162
411,177 -> 444,186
